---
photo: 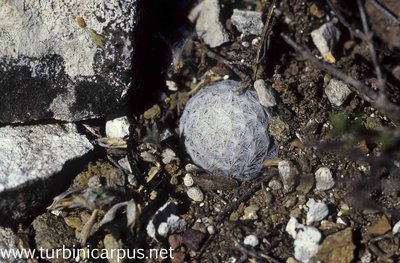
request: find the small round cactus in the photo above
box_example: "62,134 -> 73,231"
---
179,80 -> 277,181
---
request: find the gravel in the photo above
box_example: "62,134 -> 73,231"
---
306,199 -> 329,224
325,78 -> 352,106
315,167 -> 335,190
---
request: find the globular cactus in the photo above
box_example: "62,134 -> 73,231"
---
179,80 -> 277,181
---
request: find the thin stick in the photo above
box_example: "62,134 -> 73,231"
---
357,0 -> 386,94
367,0 -> 400,26
253,0 -> 277,80
280,33 -> 400,125
325,0 -> 354,34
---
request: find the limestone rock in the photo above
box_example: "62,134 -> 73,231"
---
0,124 -> 93,224
231,9 -> 263,36
0,0 -> 139,123
196,0 -> 229,48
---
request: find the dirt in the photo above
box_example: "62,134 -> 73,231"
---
10,0 -> 400,262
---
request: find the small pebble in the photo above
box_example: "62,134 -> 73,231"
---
241,41 -> 250,47
315,167 -> 335,190
311,22 -> 341,63
268,179 -> 282,190
242,205 -> 259,220
286,217 -> 321,262
105,116 -> 130,138
243,234 -> 259,247
278,160 -> 297,192
166,80 -> 178,91
231,9 -> 263,36
187,187 -> 204,202
393,220 -> 400,235
207,225 -> 215,235
183,173 -> 194,187
325,79 -> 352,106
185,163 -> 200,173
254,79 -> 277,108
306,199 -> 329,224
195,0 -> 229,47
161,148 -> 178,164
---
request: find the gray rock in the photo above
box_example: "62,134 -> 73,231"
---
278,160 -> 297,192
0,227 -> 26,263
325,79 -> 352,106
231,9 -> 263,36
0,124 -> 93,224
311,22 -> 341,63
315,167 -> 335,190
195,0 -> 229,48
254,79 -> 277,108
306,199 -> 329,224
187,187 -> 204,202
0,0 -> 139,123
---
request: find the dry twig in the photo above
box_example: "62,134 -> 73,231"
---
280,33 -> 400,125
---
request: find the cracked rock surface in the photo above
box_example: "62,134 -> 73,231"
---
0,0 -> 139,123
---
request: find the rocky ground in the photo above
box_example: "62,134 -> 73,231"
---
1,0 -> 400,262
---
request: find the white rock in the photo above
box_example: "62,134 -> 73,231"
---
195,0 -> 229,47
231,9 -> 263,36
393,220 -> 400,235
243,234 -> 259,247
161,148 -> 178,164
306,199 -> 329,224
285,217 -> 321,263
207,225 -> 215,235
0,124 -> 93,222
146,202 -> 186,240
285,217 -> 300,239
254,79 -> 277,107
183,173 -> 194,187
187,187 -> 204,202
105,116 -> 130,138
315,167 -> 335,190
325,79 -> 352,106
311,22 -> 341,61
166,80 -> 178,91
294,237 -> 320,263
278,160 -> 297,192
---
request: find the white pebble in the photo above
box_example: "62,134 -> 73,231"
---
105,116 -> 130,138
285,217 -> 321,263
187,187 -> 204,202
184,173 -> 194,187
315,167 -> 335,190
306,199 -> 329,224
311,22 -> 341,62
207,225 -> 215,235
243,234 -> 259,247
393,220 -> 400,235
